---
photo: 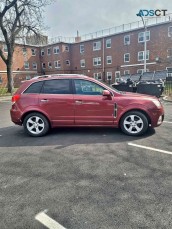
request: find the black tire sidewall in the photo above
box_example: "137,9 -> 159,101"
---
120,111 -> 148,136
23,112 -> 49,137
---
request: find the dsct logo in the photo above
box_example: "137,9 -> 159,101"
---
136,9 -> 167,17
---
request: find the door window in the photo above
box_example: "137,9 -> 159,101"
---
74,79 -> 105,95
42,79 -> 71,94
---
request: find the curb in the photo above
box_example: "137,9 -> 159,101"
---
162,96 -> 172,103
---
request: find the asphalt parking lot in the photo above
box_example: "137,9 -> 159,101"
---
0,101 -> 172,229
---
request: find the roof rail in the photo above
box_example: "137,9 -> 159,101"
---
32,74 -> 84,79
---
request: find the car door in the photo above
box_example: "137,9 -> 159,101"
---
38,79 -> 74,126
73,79 -> 114,125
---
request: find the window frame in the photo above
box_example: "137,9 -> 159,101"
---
168,26 -> 172,37
80,44 -> 84,53
24,61 -> 29,69
47,47 -> 51,55
106,39 -> 111,48
80,59 -> 85,68
53,46 -> 60,54
93,41 -> 101,51
41,49 -> 44,56
138,31 -> 150,43
54,60 -> 61,68
32,62 -> 37,70
107,72 -> 112,80
93,57 -> 101,66
31,48 -> 36,56
124,35 -> 130,45
93,72 -> 102,81
107,56 -> 112,64
138,50 -> 149,61
124,53 -> 130,62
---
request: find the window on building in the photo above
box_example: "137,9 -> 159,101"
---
107,72 -> 112,80
31,49 -> 36,56
80,59 -> 85,67
65,46 -> 69,52
138,50 -> 149,61
42,63 -> 46,69
41,49 -> 44,56
106,39 -> 111,48
167,48 -> 172,57
137,69 -> 149,74
24,61 -> 29,69
124,53 -> 130,62
42,79 -> 71,94
124,70 -> 130,75
115,71 -> 120,77
54,46 -> 60,54
124,35 -> 130,45
94,72 -> 102,81
26,75 -> 31,80
66,60 -> 70,65
47,48 -> 51,55
0,76 -> 3,84
93,41 -> 101,51
93,57 -> 101,66
3,44 -> 8,53
138,31 -> 150,42
166,67 -> 172,76
107,56 -> 112,64
23,47 -> 27,55
48,62 -> 52,68
32,62 -> 37,69
168,26 -> 172,37
80,44 -> 84,53
54,60 -> 61,68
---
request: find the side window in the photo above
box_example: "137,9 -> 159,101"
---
42,79 -> 71,94
23,81 -> 44,94
74,80 -> 105,95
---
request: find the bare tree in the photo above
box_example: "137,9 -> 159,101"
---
0,0 -> 52,93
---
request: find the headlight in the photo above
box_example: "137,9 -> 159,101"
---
152,99 -> 161,108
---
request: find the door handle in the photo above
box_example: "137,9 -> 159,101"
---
41,99 -> 49,102
75,100 -> 83,104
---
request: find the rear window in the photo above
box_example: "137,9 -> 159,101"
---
41,79 -> 71,94
23,81 -> 44,94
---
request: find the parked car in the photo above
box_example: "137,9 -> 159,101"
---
10,74 -> 164,137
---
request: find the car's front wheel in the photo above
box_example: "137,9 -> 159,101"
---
23,112 -> 50,137
120,111 -> 149,136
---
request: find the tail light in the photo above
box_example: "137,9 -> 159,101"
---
12,94 -> 21,104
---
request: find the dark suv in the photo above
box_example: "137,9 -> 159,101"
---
10,74 -> 164,137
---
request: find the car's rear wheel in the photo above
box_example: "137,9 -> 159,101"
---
23,112 -> 49,137
120,111 -> 149,136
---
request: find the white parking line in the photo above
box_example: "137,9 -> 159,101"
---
128,143 -> 172,155
163,121 -> 172,124
35,211 -> 66,229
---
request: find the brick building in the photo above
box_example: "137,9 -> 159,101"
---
0,16 -> 172,87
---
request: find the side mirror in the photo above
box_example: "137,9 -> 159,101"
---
102,90 -> 111,96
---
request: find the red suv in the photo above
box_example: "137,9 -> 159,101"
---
10,75 -> 164,137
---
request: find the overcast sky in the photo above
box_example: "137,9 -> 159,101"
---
43,0 -> 171,38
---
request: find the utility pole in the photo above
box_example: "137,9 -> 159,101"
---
137,13 -> 147,72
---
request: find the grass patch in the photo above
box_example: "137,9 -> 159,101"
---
0,88 -> 18,96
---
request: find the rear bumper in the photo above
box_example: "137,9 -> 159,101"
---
10,108 -> 22,125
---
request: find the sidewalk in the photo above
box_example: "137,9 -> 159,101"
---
163,95 -> 172,102
0,96 -> 12,102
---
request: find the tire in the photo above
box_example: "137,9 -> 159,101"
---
23,112 -> 50,137
120,111 -> 149,136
